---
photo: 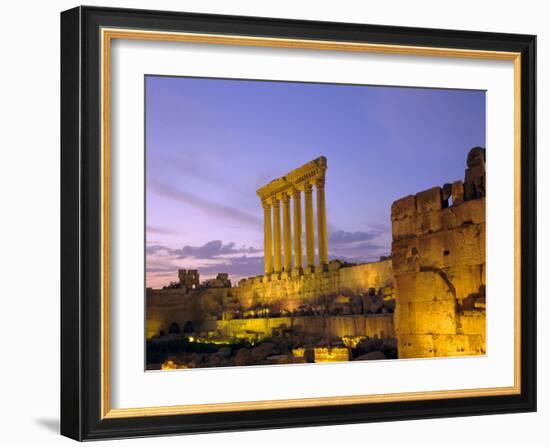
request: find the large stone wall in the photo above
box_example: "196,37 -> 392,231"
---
146,259 -> 394,340
235,259 -> 394,311
391,148 -> 486,358
146,287 -> 230,339
211,314 -> 394,341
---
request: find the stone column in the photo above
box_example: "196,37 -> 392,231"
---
282,193 -> 292,272
292,189 -> 303,270
304,182 -> 315,269
316,177 -> 328,266
272,197 -> 282,273
262,201 -> 273,274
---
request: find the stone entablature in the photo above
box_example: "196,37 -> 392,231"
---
256,156 -> 328,200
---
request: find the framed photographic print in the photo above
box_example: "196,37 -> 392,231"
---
60,6 -> 536,441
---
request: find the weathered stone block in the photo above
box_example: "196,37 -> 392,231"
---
458,311 -> 486,336
416,225 -> 483,269
391,238 -> 419,275
439,207 -> 460,231
450,224 -> 484,267
454,197 -> 485,227
417,209 -> 443,235
467,147 -> 486,168
394,301 -> 412,335
391,195 -> 416,221
451,181 -> 464,206
447,264 -> 483,302
394,271 -> 455,304
417,232 -> 445,268
398,334 -> 435,358
409,300 -> 457,334
464,164 -> 485,200
392,216 -> 419,239
416,187 -> 443,214
433,334 -> 484,357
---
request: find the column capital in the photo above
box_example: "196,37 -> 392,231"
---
315,176 -> 325,188
262,199 -> 272,210
304,182 -> 313,193
281,191 -> 291,203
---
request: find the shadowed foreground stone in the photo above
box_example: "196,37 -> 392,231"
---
355,351 -> 386,361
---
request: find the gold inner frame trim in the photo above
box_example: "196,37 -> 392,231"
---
100,27 -> 522,419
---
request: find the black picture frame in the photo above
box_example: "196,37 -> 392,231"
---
61,5 -> 536,441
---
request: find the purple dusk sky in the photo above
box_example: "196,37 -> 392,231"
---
145,75 -> 485,288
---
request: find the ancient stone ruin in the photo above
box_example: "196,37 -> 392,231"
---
146,148 -> 486,369
392,147 -> 486,358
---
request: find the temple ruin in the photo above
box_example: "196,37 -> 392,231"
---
146,148 -> 486,368
257,156 -> 328,274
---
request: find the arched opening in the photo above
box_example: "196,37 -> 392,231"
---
168,322 -> 180,334
183,321 -> 194,334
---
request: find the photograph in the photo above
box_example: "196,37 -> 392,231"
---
145,76 -> 487,370
56,4 -> 537,441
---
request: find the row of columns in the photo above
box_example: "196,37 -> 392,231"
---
262,179 -> 328,275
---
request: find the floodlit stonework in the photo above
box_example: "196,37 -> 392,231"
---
392,147 -> 486,358
257,156 -> 329,273
146,149 -> 486,367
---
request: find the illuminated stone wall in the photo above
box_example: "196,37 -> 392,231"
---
392,148 -> 486,358
212,314 -> 394,340
235,259 -> 394,311
146,287 -> 230,339
146,260 -> 395,339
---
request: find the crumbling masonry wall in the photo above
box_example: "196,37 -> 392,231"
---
146,259 -> 395,339
235,260 -> 394,312
211,314 -> 395,341
391,148 -> 486,358
146,287 -> 230,339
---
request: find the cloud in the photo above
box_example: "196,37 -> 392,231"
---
328,230 -> 380,245
146,258 -> 181,273
149,180 -> 262,228
146,240 -> 260,259
330,241 -> 387,258
146,245 -> 173,256
145,239 -> 264,287
195,255 -> 264,278
328,228 -> 390,262
161,154 -> 232,190
146,225 -> 180,235
145,229 -> 392,288
175,240 -> 260,259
